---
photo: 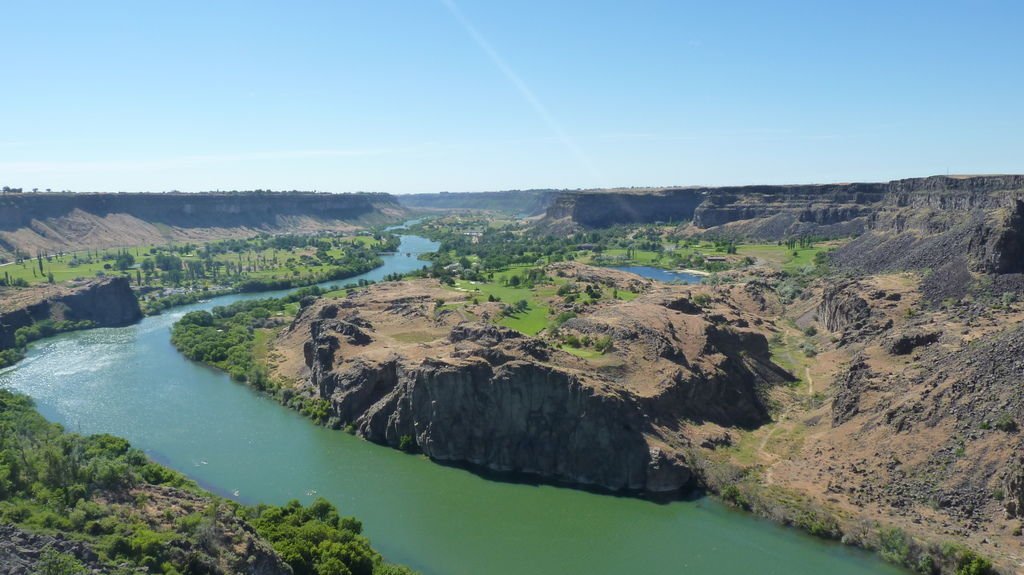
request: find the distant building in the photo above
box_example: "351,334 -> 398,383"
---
704,256 -> 728,263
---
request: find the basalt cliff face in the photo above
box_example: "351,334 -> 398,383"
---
0,191 -> 405,260
273,276 -> 792,493
0,277 -> 142,348
541,176 -> 1024,247
830,177 -> 1024,273
545,188 -> 707,229
542,183 -> 889,237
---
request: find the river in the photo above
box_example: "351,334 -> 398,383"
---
0,233 -> 903,575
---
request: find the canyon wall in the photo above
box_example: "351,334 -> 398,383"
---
831,177 -> 1024,276
541,176 -> 1024,245
0,191 -> 405,259
0,277 -> 142,349
279,278 -> 792,494
545,188 -> 707,228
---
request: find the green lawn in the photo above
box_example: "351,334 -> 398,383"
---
597,248 -> 664,265
558,344 -> 606,359
198,245 -> 363,281
2,234 -> 379,288
2,248 -> 154,285
452,276 -> 554,335
734,244 -> 831,273
449,265 -> 640,336
575,239 -> 839,275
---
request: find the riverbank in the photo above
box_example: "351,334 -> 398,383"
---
0,387 -> 414,575
677,267 -> 711,276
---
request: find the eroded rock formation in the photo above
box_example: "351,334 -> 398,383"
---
275,276 -> 792,493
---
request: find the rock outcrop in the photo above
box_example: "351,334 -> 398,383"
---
0,495 -> 292,575
1002,457 -> 1024,519
0,524 -> 104,574
818,281 -> 872,334
830,356 -> 874,426
885,330 -> 942,355
276,277 -> 792,494
815,280 -> 901,348
544,188 -> 706,228
0,277 -> 142,349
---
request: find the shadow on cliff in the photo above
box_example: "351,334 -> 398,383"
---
423,457 -> 705,505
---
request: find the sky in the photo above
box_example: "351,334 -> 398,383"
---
1,0 -> 1022,194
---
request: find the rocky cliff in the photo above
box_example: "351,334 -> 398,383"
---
274,276 -> 792,494
0,191 -> 405,260
540,176 -> 1024,246
541,183 -> 889,237
545,188 -> 707,228
831,177 -> 1024,274
0,277 -> 142,349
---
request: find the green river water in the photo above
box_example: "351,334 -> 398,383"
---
0,233 -> 903,575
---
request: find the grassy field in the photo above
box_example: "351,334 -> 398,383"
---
734,243 -> 831,273
579,240 -> 838,274
2,234 -> 382,288
448,265 -> 640,336
201,245 -> 348,281
452,273 -> 556,336
557,344 -> 606,358
594,248 -> 665,265
1,248 -> 153,285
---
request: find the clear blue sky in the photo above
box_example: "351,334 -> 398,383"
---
2,1 -> 1021,193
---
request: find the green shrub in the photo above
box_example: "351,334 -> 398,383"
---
34,549 -> 90,575
398,435 -> 416,453
995,413 -> 1018,432
249,499 -> 378,575
878,526 -> 911,565
720,484 -> 748,509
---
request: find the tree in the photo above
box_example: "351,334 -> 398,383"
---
115,252 -> 135,271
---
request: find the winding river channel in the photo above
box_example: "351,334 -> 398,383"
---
0,232 -> 904,575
